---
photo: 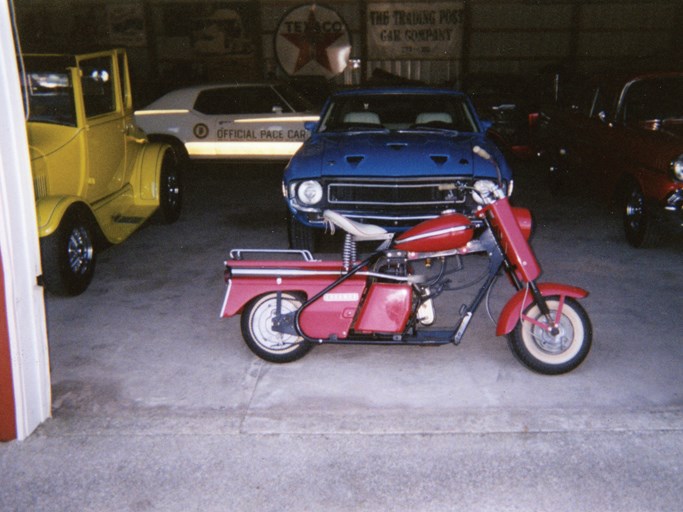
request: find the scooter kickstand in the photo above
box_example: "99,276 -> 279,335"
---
452,311 -> 473,345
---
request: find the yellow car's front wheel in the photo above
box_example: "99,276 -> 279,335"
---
41,206 -> 97,296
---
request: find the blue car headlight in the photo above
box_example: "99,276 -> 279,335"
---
296,180 -> 323,205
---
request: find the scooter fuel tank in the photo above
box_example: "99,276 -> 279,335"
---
392,212 -> 474,253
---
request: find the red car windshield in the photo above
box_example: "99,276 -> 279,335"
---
622,76 -> 683,123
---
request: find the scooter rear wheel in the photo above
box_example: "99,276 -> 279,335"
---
507,296 -> 591,375
241,292 -> 312,363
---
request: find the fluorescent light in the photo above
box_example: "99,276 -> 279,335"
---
234,116 -> 319,123
135,109 -> 190,115
186,141 -> 303,157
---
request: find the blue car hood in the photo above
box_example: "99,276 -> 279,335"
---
289,131 -> 505,180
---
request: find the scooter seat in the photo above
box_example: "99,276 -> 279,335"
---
323,210 -> 393,242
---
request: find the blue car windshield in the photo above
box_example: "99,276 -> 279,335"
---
319,93 -> 479,133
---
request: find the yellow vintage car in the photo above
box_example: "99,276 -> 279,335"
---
23,49 -> 183,295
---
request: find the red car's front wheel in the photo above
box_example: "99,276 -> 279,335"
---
622,183 -> 661,247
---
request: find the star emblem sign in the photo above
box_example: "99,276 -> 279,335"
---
276,4 -> 351,77
282,7 -> 344,73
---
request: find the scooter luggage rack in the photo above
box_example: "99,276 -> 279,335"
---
229,248 -> 317,262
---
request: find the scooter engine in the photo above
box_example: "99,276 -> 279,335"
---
374,250 -> 408,278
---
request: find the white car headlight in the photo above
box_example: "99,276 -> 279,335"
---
671,154 -> 683,182
296,180 -> 323,205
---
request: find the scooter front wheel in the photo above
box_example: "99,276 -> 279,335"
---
241,292 -> 312,363
507,296 -> 591,375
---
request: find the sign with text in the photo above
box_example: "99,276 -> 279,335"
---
367,2 -> 465,60
275,4 -> 351,78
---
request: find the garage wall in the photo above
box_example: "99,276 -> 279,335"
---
576,1 -> 681,71
466,0 -> 681,78
467,1 -> 577,76
12,0 -> 683,99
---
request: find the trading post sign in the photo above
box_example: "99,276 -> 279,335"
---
367,2 -> 465,60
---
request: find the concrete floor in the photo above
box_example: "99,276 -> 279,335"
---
1,160 -> 682,511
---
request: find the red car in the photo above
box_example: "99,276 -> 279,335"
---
536,72 -> 683,247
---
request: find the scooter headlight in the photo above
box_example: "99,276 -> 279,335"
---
296,180 -> 323,205
671,154 -> 683,182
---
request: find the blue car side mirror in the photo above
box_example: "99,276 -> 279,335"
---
480,119 -> 493,132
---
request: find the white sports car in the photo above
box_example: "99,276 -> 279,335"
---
134,83 -> 319,162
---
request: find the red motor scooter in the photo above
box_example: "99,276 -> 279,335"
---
220,148 -> 592,374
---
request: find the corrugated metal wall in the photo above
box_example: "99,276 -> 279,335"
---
365,59 -> 459,84
14,0 -> 683,89
365,0 -> 681,85
576,1 -> 680,70
467,1 -> 576,75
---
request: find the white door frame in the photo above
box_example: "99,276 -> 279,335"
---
0,0 -> 51,440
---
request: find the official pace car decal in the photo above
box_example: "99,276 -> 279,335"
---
211,124 -> 309,142
186,116 -> 316,157
275,4 -> 351,78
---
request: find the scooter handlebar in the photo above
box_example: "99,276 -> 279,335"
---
472,145 -> 504,190
473,145 -> 492,161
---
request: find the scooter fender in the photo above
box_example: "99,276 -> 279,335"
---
496,283 -> 588,336
221,278 -> 281,317
219,260 -> 365,320
221,276 -> 343,317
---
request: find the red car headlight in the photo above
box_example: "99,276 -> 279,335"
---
671,154 -> 683,182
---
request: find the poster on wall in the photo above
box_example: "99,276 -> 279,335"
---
274,4 -> 351,78
367,2 -> 465,60
152,2 -> 259,84
157,2 -> 256,58
108,4 -> 147,47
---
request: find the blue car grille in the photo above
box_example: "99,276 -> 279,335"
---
324,178 -> 474,225
328,179 -> 469,206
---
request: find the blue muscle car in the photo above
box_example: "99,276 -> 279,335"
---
283,87 -> 514,251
